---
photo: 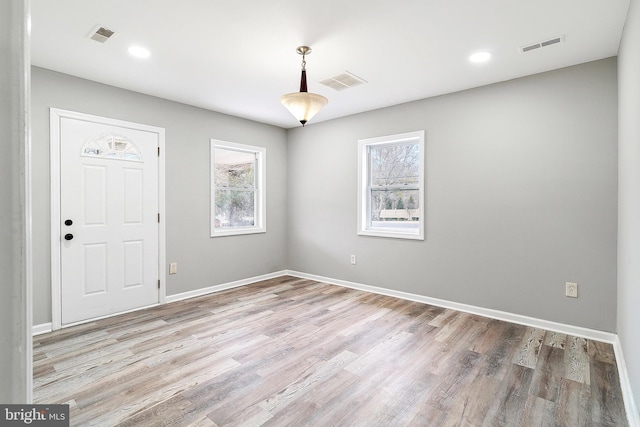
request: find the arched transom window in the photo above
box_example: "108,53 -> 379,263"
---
81,134 -> 142,162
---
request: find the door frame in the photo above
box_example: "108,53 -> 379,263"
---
50,108 -> 166,330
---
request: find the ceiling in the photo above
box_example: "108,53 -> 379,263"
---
31,0 -> 630,129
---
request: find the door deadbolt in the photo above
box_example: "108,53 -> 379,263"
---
64,233 -> 74,241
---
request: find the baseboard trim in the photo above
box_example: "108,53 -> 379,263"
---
35,271 -> 618,344
32,322 -> 52,336
285,270 -> 616,343
614,335 -> 640,426
165,270 -> 288,304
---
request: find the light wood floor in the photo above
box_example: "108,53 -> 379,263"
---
33,276 -> 628,426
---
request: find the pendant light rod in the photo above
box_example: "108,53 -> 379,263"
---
299,70 -> 308,92
297,46 -> 310,92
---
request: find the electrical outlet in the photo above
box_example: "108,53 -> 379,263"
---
169,262 -> 178,275
565,282 -> 578,298
350,255 -> 357,265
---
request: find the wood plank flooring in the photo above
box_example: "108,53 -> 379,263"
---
33,276 -> 629,426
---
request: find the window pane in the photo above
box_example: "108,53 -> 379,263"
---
370,143 -> 420,187
358,130 -> 424,240
211,140 -> 265,237
371,188 -> 420,231
214,189 -> 255,228
214,148 -> 255,188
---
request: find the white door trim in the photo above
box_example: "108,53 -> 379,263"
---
50,108 -> 166,330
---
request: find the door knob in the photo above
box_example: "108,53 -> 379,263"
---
64,233 -> 74,241
64,219 -> 73,226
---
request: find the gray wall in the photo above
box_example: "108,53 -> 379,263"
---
0,0 -> 31,403
618,0 -> 640,414
31,67 -> 288,325
288,58 -> 618,332
32,60 -> 619,334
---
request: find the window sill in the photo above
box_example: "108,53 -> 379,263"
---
358,228 -> 424,241
211,227 -> 266,238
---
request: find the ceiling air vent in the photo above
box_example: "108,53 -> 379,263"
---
89,26 -> 115,43
520,35 -> 565,53
319,71 -> 367,91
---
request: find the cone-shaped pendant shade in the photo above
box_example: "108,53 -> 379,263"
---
280,91 -> 328,126
280,49 -> 328,126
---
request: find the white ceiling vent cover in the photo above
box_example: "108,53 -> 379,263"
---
320,71 -> 367,91
89,26 -> 115,43
520,35 -> 565,53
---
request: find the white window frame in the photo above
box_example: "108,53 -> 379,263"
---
210,139 -> 266,237
357,130 -> 425,240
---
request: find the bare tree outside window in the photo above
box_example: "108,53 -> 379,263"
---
210,140 -> 266,237
358,130 -> 424,240
214,149 -> 256,227
369,142 -> 420,230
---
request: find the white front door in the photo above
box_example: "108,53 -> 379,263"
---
53,110 -> 162,325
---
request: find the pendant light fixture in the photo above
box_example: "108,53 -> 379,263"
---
280,46 -> 328,127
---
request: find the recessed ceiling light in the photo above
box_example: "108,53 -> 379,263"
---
128,46 -> 150,59
469,51 -> 491,63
